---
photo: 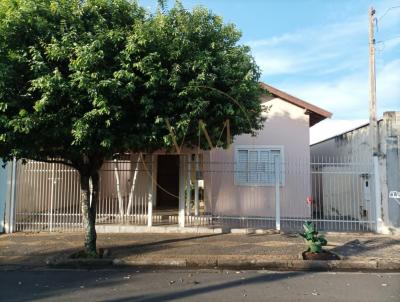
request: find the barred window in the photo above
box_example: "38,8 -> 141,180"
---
235,146 -> 283,186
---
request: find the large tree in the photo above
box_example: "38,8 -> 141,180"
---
0,0 -> 264,255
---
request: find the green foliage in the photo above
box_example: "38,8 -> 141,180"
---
0,0 -> 263,172
299,221 -> 328,253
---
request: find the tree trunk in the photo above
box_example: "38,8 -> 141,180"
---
80,170 -> 99,256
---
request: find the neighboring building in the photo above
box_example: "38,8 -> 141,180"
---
311,112 -> 400,232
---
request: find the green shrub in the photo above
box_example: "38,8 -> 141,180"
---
299,221 -> 327,253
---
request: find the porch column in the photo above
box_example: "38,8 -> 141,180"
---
194,154 -> 200,216
178,155 -> 185,227
186,154 -> 191,216
147,154 -> 154,227
5,157 -> 17,233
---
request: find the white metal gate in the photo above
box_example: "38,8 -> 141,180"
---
8,154 -> 377,233
12,158 -> 154,232
202,155 -> 376,232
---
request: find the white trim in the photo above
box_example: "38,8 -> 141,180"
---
147,154 -> 154,227
274,155 -> 281,231
186,154 -> 191,216
234,145 -> 285,187
194,154 -> 200,217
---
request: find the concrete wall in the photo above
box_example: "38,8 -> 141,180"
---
381,112 -> 400,229
205,96 -> 312,218
310,122 -> 371,161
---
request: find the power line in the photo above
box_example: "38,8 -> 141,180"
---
376,5 -> 400,31
376,35 -> 400,44
375,5 -> 400,50
378,5 -> 400,21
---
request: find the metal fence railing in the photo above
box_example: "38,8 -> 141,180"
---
201,156 -> 375,232
7,154 -> 376,233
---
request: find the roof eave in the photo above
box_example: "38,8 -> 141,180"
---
260,82 -> 332,127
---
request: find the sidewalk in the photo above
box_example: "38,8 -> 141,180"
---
0,232 -> 399,271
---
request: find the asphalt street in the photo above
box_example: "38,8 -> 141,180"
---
0,269 -> 399,302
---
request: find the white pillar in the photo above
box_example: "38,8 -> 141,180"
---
147,155 -> 153,227
178,155 -> 185,227
274,156 -> 281,232
186,155 -> 191,216
49,163 -> 55,232
5,158 -> 17,233
374,155 -> 383,233
194,154 -> 200,217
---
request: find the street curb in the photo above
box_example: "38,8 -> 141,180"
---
111,258 -> 400,271
39,256 -> 400,271
46,258 -> 114,268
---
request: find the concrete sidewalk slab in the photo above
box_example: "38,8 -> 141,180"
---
0,232 -> 399,271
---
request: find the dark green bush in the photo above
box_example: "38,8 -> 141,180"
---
299,221 -> 327,253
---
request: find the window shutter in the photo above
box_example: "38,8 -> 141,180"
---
259,150 -> 270,183
234,147 -> 283,186
248,151 -> 258,183
237,150 -> 248,183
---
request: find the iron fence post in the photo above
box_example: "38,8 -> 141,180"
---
275,156 -> 281,231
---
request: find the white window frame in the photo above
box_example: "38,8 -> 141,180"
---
234,145 -> 285,187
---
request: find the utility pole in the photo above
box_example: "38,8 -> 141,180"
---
369,6 -> 383,233
369,7 -> 378,155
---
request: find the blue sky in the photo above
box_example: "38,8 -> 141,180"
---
140,0 -> 400,142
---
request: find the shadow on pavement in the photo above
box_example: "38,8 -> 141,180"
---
331,238 -> 400,257
0,269 -> 307,302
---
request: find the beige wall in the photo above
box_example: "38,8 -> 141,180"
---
204,97 -> 312,218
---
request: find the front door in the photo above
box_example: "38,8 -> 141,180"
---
156,155 -> 180,209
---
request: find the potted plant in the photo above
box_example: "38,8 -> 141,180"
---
299,221 -> 339,260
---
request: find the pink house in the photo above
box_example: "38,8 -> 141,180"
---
11,83 -> 332,232
96,82 -> 332,228
201,83 -> 332,225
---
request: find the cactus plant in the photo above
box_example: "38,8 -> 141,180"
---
299,221 -> 327,253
